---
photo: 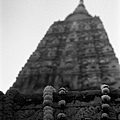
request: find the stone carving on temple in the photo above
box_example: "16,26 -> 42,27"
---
1,0 -> 120,120
10,0 -> 120,94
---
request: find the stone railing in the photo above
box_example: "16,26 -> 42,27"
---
1,86 -> 120,120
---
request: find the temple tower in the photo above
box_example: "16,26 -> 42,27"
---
12,0 -> 120,93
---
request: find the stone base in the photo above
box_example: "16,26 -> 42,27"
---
0,88 -> 120,120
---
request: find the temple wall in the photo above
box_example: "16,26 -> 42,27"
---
1,88 -> 120,120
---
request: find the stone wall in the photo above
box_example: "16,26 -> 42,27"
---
1,87 -> 120,120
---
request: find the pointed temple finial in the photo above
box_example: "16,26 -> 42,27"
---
65,0 -> 91,21
80,0 -> 84,5
72,0 -> 87,14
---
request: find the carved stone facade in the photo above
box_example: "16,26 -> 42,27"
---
12,1 -> 120,94
1,87 -> 120,120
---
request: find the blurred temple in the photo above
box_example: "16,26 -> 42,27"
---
12,0 -> 120,93
1,1 -> 120,120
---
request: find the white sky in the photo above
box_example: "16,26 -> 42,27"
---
1,0 -> 120,93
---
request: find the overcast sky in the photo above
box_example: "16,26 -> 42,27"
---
1,0 -> 120,93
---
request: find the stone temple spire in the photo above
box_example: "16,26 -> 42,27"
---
12,1 -> 120,94
74,0 -> 87,14
80,0 -> 84,5
65,0 -> 91,21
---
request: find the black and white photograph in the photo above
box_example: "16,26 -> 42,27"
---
1,0 -> 120,119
